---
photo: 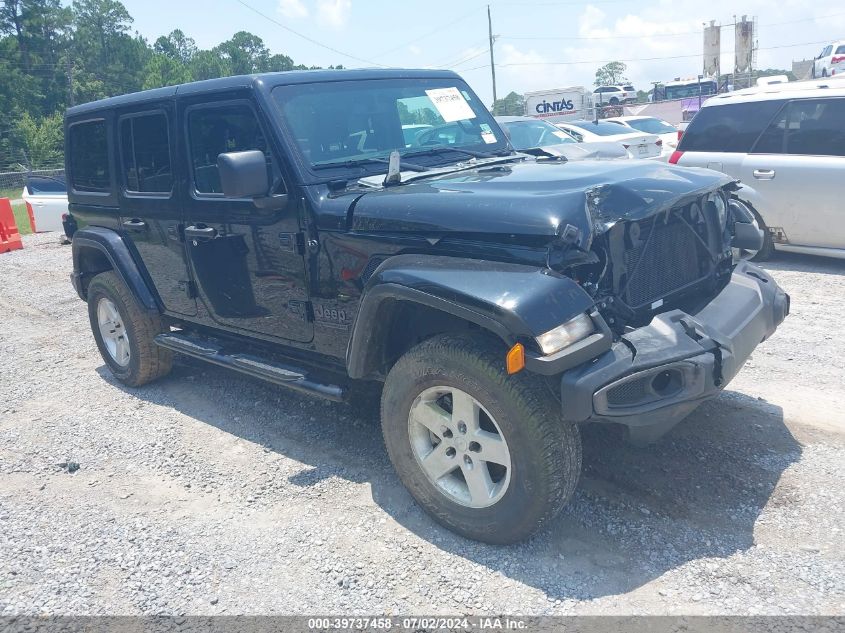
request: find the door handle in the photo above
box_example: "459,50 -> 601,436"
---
122,218 -> 147,230
184,225 -> 218,241
753,169 -> 775,180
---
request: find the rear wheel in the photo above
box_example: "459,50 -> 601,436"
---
87,271 -> 172,387
381,333 -> 581,544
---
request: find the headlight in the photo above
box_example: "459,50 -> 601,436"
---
536,313 -> 595,355
708,191 -> 727,228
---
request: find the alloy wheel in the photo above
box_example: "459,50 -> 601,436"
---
97,297 -> 131,367
408,386 -> 512,508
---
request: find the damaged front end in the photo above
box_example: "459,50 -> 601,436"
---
549,180 -> 757,335
547,178 -> 786,442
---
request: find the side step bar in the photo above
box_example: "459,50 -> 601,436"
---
154,332 -> 346,401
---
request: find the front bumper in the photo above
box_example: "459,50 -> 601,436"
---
561,261 -> 789,442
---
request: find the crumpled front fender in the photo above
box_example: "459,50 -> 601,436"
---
346,254 -> 601,379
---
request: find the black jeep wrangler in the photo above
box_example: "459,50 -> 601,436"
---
66,69 -> 788,543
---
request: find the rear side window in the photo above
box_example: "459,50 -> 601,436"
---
677,100 -> 786,153
120,113 -> 172,194
755,98 -> 845,157
69,120 -> 111,193
187,104 -> 277,195
836,45 -> 845,55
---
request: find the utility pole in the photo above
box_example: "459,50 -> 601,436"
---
487,5 -> 497,107
66,59 -> 75,107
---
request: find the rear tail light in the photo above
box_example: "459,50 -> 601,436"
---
668,150 -> 683,164
61,213 -> 68,221
677,130 -> 684,143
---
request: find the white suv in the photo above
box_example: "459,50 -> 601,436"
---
592,85 -> 636,105
813,41 -> 845,78
670,76 -> 845,260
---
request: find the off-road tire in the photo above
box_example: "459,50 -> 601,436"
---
381,333 -> 581,544
87,271 -> 172,387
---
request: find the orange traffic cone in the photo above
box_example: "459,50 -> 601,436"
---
0,197 -> 24,253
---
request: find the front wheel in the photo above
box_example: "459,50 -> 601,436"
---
381,334 -> 581,544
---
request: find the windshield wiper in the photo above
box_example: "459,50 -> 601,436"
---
313,156 -> 428,172
405,147 -> 512,161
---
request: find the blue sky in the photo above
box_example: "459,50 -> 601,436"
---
125,0 -> 845,103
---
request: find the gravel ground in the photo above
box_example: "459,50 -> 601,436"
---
0,232 -> 843,616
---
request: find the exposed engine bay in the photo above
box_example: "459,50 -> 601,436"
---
565,191 -> 736,334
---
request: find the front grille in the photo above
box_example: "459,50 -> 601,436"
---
621,217 -> 703,308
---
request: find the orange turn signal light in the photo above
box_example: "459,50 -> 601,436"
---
506,343 -> 525,375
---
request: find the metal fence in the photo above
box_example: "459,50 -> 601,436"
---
0,167 -> 65,194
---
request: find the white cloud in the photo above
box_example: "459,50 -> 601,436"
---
277,0 -> 308,19
317,0 -> 352,29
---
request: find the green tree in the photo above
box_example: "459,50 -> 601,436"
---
189,48 -> 232,81
213,31 -> 270,75
70,0 -> 151,102
153,28 -> 196,64
492,91 -> 524,116
594,61 -> 629,87
142,53 -> 191,89
15,111 -> 63,168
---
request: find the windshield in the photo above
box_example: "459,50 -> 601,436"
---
499,119 -> 575,150
625,118 -> 676,134
272,78 -> 508,176
568,121 -> 633,137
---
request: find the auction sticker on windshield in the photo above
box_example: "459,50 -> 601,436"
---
425,87 -> 476,122
480,123 -> 497,144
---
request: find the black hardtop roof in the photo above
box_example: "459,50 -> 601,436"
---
65,68 -> 462,118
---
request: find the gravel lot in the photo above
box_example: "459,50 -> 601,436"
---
1,232 -> 843,616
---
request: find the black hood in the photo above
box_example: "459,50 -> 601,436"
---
350,160 -> 733,247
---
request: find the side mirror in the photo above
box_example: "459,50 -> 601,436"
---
217,150 -> 269,199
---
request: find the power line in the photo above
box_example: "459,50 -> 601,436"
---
499,11 -> 845,41
230,0 -> 387,67
456,38 -> 836,72
442,47 -> 490,69
370,6 -> 483,59
430,38 -> 490,67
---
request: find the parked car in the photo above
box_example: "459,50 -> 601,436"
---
66,69 -> 786,544
813,40 -> 845,78
21,175 -> 69,233
554,120 -> 662,159
593,85 -> 636,105
604,116 -> 679,156
670,75 -> 845,260
495,116 -> 631,160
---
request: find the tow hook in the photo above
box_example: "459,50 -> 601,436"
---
680,317 -> 724,386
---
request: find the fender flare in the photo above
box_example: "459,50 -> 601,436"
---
345,254 -> 601,379
71,226 -> 159,312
